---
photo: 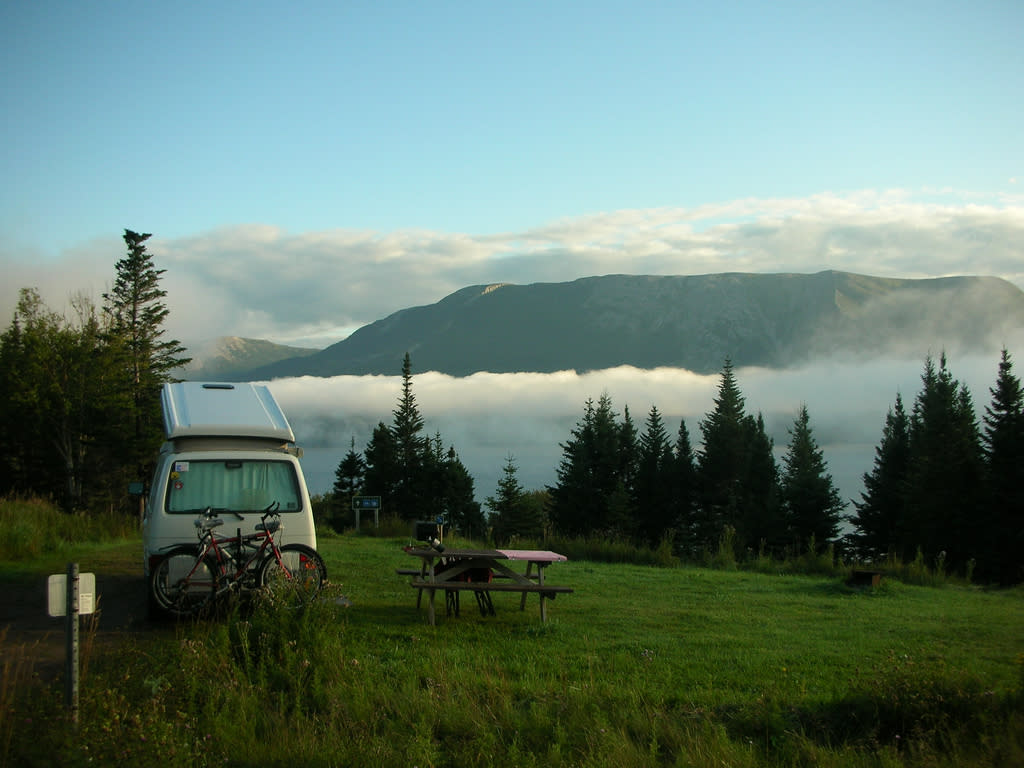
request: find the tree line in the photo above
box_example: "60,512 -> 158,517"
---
334,353 -> 1022,585
328,353 -> 486,538
0,231 -> 189,513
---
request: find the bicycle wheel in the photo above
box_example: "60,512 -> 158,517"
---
257,544 -> 327,604
150,546 -> 218,619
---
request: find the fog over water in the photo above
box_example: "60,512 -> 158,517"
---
267,350 -> 1016,516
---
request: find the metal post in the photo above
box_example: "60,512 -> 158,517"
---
64,562 -> 79,728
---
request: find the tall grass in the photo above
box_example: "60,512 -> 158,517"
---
4,534 -> 1023,767
0,496 -> 138,561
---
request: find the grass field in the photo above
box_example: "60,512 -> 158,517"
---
2,529 -> 1023,767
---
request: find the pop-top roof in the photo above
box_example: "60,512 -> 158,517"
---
162,382 -> 295,442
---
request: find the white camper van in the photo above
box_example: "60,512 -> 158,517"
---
142,382 -> 318,583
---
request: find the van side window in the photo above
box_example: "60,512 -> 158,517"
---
166,460 -> 302,513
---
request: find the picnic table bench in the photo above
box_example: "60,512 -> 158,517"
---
399,547 -> 573,625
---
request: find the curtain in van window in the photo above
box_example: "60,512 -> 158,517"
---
166,460 -> 301,513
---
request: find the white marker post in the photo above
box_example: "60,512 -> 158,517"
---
47,564 -> 95,728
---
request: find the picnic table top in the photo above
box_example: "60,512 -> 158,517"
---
403,546 -> 568,563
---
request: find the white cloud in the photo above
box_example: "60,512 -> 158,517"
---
1,189 -> 1022,348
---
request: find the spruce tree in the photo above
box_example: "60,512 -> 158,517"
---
102,230 -> 190,499
779,405 -> 844,553
390,352 -> 427,520
548,400 -> 597,537
487,455 -> 542,544
697,359 -> 775,553
331,436 -> 366,529
696,359 -> 748,551
440,445 -> 485,539
0,289 -> 124,510
549,394 -> 627,537
618,405 -> 639,507
739,412 -> 783,554
981,349 -> 1024,583
671,419 -> 697,556
904,354 -> 984,573
363,421 -> 399,515
634,405 -> 675,546
849,393 -> 911,561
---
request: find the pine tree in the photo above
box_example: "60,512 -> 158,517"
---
779,404 -> 844,553
849,393 -> 911,561
739,412 -> 783,555
696,360 -> 746,545
487,455 -> 542,544
904,354 -> 984,572
634,405 -> 675,546
390,352 -> 427,520
102,230 -> 190,498
548,393 -> 632,537
670,419 -> 697,556
697,360 -> 756,552
618,405 -> 639,507
981,349 -> 1024,583
439,445 -> 486,539
0,289 -> 125,510
363,421 -> 399,514
330,437 -> 366,529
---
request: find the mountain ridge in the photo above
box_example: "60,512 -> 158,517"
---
213,271 -> 1024,380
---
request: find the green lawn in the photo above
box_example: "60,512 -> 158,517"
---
3,533 -> 1023,767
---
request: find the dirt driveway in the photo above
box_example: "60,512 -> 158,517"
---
1,542 -> 154,680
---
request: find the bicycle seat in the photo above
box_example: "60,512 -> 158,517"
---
196,517 -> 224,531
255,520 -> 281,533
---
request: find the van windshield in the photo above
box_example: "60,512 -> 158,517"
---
165,459 -> 302,514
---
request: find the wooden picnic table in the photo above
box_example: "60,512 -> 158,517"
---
399,547 -> 573,625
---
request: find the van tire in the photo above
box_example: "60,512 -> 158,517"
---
258,544 -> 327,604
150,546 -> 218,619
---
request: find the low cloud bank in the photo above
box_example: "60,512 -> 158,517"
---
267,352 -> 1013,515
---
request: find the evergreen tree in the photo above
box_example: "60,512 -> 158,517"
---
363,421 -> 399,514
670,419 -> 697,556
981,349 -> 1024,583
848,393 -> 911,561
779,405 -> 844,552
522,489 -> 551,540
330,437 -> 366,530
102,230 -> 190,499
696,360 -> 747,550
487,455 -> 542,544
634,405 -> 675,546
549,394 -> 628,537
0,289 -> 62,498
904,354 -> 984,573
439,445 -> 485,539
390,352 -> 428,520
738,412 -> 783,554
696,360 -> 756,552
0,289 -> 124,510
618,405 -> 639,509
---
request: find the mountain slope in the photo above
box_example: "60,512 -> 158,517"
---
237,271 -> 1024,379
182,336 -> 319,380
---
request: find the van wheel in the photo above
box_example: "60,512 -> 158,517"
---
258,544 -> 327,604
150,546 -> 218,619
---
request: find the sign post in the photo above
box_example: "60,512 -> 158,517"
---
351,495 -> 382,530
65,563 -> 78,726
48,565 -> 95,728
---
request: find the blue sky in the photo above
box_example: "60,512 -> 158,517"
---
2,0 -> 1021,255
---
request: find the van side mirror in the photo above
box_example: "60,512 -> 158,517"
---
128,482 -> 145,496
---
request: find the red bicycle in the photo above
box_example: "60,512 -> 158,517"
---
150,503 -> 327,619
